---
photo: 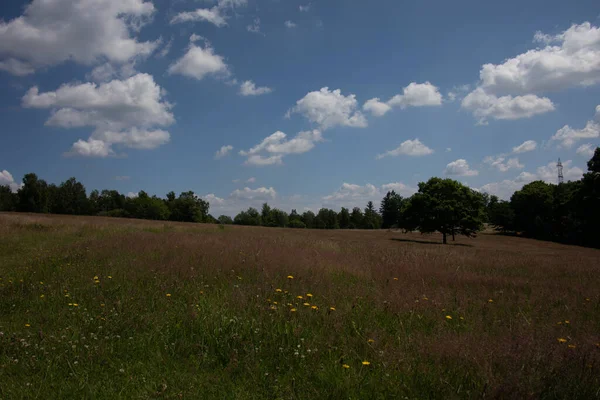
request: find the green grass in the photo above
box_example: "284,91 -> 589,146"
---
1,213 -> 600,399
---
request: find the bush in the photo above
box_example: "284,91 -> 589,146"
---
288,219 -> 306,229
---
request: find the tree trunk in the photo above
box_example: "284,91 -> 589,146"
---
443,232 -> 447,244
452,232 -> 455,241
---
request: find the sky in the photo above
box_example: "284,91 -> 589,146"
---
0,0 -> 599,216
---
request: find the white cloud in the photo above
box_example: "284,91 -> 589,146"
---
376,139 -> 434,159
239,80 -> 272,96
447,84 -> 471,102
215,145 -> 234,159
483,156 -> 524,172
444,159 -> 479,176
284,21 -> 297,28
446,148 -> 452,152
202,193 -> 226,206
23,73 -> 174,157
461,88 -> 555,124
247,18 -> 262,34
0,0 -> 158,75
550,110 -> 600,148
322,182 -> 416,208
536,160 -> 583,183
126,191 -> 139,199
299,4 -> 311,12
512,140 -> 538,153
170,7 -> 228,27
479,22 -> 600,95
156,38 -> 173,58
288,87 -> 367,130
576,143 -> 596,157
0,170 -> 22,192
168,36 -> 229,81
240,130 -> 323,165
246,177 -> 256,183
231,186 -> 277,201
364,82 -> 443,117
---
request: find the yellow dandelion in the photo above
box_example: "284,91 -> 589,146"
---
40,294 -> 45,298
306,293 -> 313,298
287,275 -> 294,279
275,288 -> 282,293
423,297 -> 429,301
25,324 -> 31,327
311,305 -> 318,310
269,305 -> 277,310
585,298 -> 590,302
445,315 -> 452,320
460,316 -> 464,320
101,303 -> 105,307
568,344 -> 576,349
330,307 -> 336,311
73,303 -> 79,307
303,302 -> 310,306
273,301 -> 278,305
367,339 -> 375,343
557,321 -> 563,325
284,290 -> 288,294
342,364 -> 350,369
564,320 -> 570,324
287,303 -> 293,307
290,308 -> 297,312
488,299 -> 494,303
557,338 -> 567,343
39,281 -> 43,285
362,361 -> 371,366
297,295 -> 303,299
166,293 -> 171,297
68,303 -> 73,306
108,276 -> 112,279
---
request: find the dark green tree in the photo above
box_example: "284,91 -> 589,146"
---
0,185 -> 17,211
218,215 -> 233,224
301,210 -> 315,228
510,181 -> 554,238
349,207 -> 363,229
234,207 -> 262,226
379,191 -> 403,229
17,173 -> 50,213
338,207 -> 350,229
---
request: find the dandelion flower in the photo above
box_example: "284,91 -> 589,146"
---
311,305 -> 318,310
39,282 -> 43,285
459,316 -> 464,320
40,294 -> 45,298
445,315 -> 452,320
273,301 -> 278,305
488,299 -> 494,303
297,296 -> 303,299
585,298 -> 590,301
568,344 -> 576,349
101,304 -> 105,307
564,320 -> 570,324
367,339 -> 375,343
93,276 -> 99,280
423,297 -> 429,301
557,338 -> 567,343
306,293 -> 313,298
73,303 -> 79,307
393,277 -> 399,281
108,276 -> 112,279
342,364 -> 350,369
287,275 -> 294,279
330,307 -> 336,311
557,321 -> 562,325
166,293 -> 171,297
25,324 -> 31,327
290,308 -> 297,312
362,361 -> 371,366
303,302 -> 310,306
275,288 -> 282,293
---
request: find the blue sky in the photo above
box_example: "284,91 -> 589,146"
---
1,0 -> 599,216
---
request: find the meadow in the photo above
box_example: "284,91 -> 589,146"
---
1,213 -> 599,399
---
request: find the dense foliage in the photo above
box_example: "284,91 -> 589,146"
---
2,147 -> 599,246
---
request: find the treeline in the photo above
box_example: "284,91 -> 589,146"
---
488,148 -> 600,248
1,147 -> 598,247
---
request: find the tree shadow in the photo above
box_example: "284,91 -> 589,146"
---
389,238 -> 473,247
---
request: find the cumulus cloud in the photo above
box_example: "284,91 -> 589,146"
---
576,143 -> 596,157
284,21 -> 297,28
376,139 -> 434,159
247,18 -> 262,34
170,0 -> 247,28
215,145 -> 233,159
168,36 -> 229,81
363,82 -> 443,117
483,156 -> 524,172
202,193 -> 226,206
444,159 -> 479,177
461,88 -> 554,124
0,0 -> 158,75
239,81 -> 272,96
23,73 -> 174,157
299,4 -> 311,12
512,140 -> 538,154
231,186 -> 277,201
550,106 -> 600,148
246,177 -> 256,183
0,170 -> 22,192
288,87 -> 367,130
322,182 -> 416,208
240,130 -> 323,166
479,22 -> 600,95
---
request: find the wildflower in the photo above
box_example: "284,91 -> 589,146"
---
393,277 -> 398,281
303,302 -> 310,306
330,307 -> 336,311
39,282 -> 43,285
362,361 -> 371,366
367,339 -> 375,343
445,315 -> 452,320
275,288 -> 282,293
488,299 -> 494,303
342,364 -> 350,369
273,301 -> 278,305
269,305 -> 277,310
564,320 -> 570,324
311,305 -> 318,310
422,297 -> 428,301
557,338 -> 567,343
68,303 -> 73,306
290,308 -> 297,312
568,344 -> 576,349
93,276 -> 99,280
459,316 -> 464,320
287,275 -> 294,279
306,293 -> 313,298
166,293 -> 171,297
40,295 -> 45,299
100,304 -> 105,307
25,324 -> 31,328
73,303 -> 79,307
108,276 -> 112,279
557,321 -> 562,325
297,296 -> 303,299
585,298 -> 590,301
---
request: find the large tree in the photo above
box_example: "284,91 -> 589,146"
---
403,178 -> 485,244
380,191 -> 403,229
510,181 -> 555,238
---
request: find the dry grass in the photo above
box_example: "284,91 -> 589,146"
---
1,212 -> 599,399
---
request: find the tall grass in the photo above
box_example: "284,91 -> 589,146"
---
1,213 -> 599,399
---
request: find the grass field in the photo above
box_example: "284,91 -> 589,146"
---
1,212 -> 600,399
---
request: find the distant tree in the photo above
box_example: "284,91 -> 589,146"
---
362,201 -> 382,229
17,173 -> 50,213
261,203 -> 272,226
288,219 -> 306,228
510,181 -> 555,238
301,210 -> 315,229
403,178 -> 485,244
315,208 -> 338,229
574,147 -> 600,246
234,207 -> 262,226
289,209 -> 301,223
168,191 -> 209,223
53,177 -> 89,215
380,191 -> 403,229
205,214 -> 218,224
125,191 -> 170,220
218,215 -> 233,224
89,189 -> 100,215
349,207 -> 363,229
488,200 -> 515,232
338,207 -> 350,229
269,208 -> 289,227
0,185 -> 17,211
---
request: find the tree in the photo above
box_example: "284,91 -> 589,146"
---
380,191 -> 403,229
18,173 -> 51,213
403,178 -> 485,244
301,210 -> 315,229
261,203 -> 272,226
510,181 -> 554,238
218,215 -> 233,224
288,219 -> 306,228
234,207 -> 262,226
349,207 -> 363,229
289,209 -> 301,223
125,191 -> 170,220
54,177 -> 89,215
338,207 -> 350,229
269,208 -> 289,227
168,191 -> 209,223
0,185 -> 17,211
362,201 -> 381,229
488,200 -> 515,232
